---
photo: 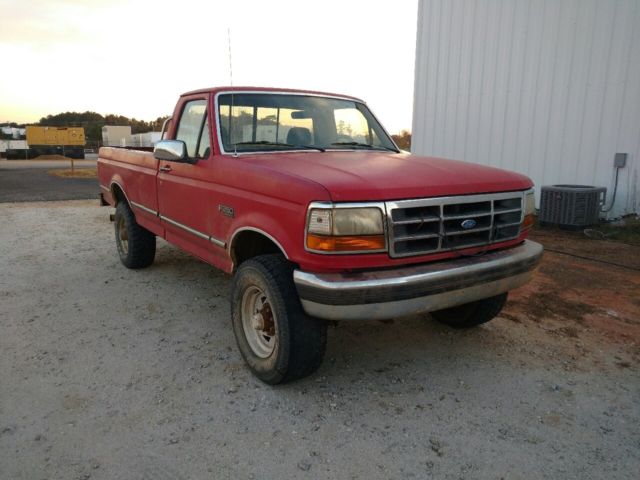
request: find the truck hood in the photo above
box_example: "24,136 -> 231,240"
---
238,151 -> 532,201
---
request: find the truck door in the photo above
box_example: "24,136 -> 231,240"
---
157,97 -> 226,264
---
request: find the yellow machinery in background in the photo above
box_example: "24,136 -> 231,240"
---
6,126 -> 87,159
26,126 -> 86,147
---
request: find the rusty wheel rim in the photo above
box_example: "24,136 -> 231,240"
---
241,286 -> 277,358
116,215 -> 128,256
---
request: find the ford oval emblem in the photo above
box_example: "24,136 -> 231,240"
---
461,219 -> 477,230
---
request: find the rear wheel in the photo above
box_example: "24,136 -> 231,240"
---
430,293 -> 508,328
231,254 -> 327,384
114,202 -> 156,269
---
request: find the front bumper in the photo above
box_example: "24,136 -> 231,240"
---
293,240 -> 543,321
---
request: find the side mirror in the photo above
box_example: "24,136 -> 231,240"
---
154,140 -> 191,162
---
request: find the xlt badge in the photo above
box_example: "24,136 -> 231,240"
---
219,204 -> 235,218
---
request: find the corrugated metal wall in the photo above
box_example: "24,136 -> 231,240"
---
412,0 -> 640,217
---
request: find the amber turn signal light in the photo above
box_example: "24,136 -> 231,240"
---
522,214 -> 535,232
306,234 -> 386,252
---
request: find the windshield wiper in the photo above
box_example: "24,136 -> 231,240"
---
233,141 -> 325,152
330,142 -> 398,152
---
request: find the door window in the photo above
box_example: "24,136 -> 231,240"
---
176,99 -> 208,158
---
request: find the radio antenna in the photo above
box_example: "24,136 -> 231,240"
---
228,27 -> 237,156
227,27 -> 234,87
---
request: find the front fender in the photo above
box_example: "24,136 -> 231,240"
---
227,205 -> 304,270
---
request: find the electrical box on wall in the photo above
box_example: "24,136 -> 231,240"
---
614,153 -> 627,168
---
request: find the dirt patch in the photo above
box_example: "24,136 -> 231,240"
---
48,168 -> 96,178
555,326 -> 580,338
504,242 -> 640,364
518,225 -> 640,350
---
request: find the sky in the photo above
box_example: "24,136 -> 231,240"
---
0,0 -> 418,134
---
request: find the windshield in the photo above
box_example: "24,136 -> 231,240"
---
217,93 -> 398,153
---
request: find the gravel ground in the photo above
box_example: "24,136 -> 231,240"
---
1,200 -> 638,480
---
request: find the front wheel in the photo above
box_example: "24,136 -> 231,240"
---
430,293 -> 508,328
230,255 -> 327,384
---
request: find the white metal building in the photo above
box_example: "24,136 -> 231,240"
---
130,132 -> 162,148
1,126 -> 26,139
0,140 -> 27,153
102,126 -> 132,147
412,0 -> 640,217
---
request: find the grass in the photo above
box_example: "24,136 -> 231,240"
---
48,168 -> 97,179
590,216 -> 640,244
534,215 -> 640,245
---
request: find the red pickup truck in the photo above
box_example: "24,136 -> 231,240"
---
98,87 -> 543,384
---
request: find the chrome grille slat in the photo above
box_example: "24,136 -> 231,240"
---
444,226 -> 492,235
494,207 -> 521,214
392,218 -> 440,225
386,192 -> 524,258
495,221 -> 521,228
395,233 -> 440,241
443,212 -> 492,220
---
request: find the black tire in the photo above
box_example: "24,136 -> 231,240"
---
430,293 -> 508,329
230,254 -> 327,384
114,201 -> 156,269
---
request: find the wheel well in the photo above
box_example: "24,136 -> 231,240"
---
111,184 -> 126,205
232,230 -> 285,268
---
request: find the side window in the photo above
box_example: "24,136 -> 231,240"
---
176,99 -> 207,158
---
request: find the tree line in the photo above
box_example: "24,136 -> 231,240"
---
35,112 -> 170,143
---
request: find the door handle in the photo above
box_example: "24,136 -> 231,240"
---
159,165 -> 172,172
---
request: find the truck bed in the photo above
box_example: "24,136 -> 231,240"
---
97,147 -> 160,231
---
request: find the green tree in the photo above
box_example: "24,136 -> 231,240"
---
391,130 -> 411,150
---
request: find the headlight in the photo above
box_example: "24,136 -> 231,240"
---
524,190 -> 535,216
310,208 -> 383,236
306,206 -> 386,253
522,189 -> 535,232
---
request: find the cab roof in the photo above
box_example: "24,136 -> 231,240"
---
180,86 -> 364,103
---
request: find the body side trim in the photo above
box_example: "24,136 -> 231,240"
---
130,201 -> 158,216
160,215 -> 226,248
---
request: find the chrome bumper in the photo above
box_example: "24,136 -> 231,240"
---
293,240 -> 543,321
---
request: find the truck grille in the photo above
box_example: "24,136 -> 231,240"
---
386,192 -> 524,258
